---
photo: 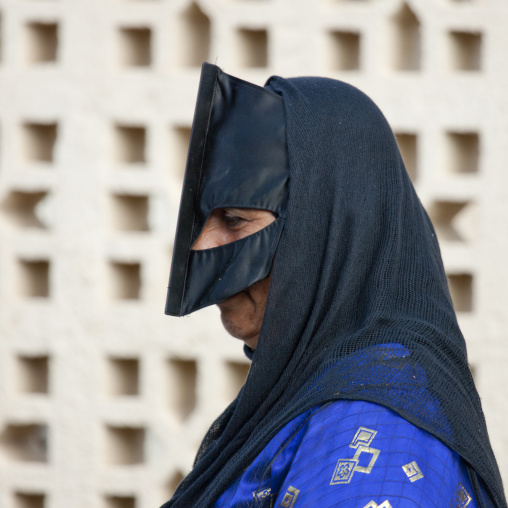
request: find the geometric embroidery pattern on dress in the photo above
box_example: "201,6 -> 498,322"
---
280,486 -> 300,508
280,486 -> 300,507
455,482 -> 472,507
330,427 -> 380,485
362,501 -> 393,508
252,487 -> 273,502
402,460 -> 424,482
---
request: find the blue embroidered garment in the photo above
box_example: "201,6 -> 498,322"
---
215,400 -> 477,507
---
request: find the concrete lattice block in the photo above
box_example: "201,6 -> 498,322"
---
114,125 -> 147,164
0,424 -> 48,463
448,31 -> 482,72
107,357 -> 140,397
103,495 -> 136,508
390,3 -> 421,71
177,2 -> 211,68
14,493 -> 46,508
448,272 -> 474,313
16,355 -> 49,394
170,126 -> 191,183
166,471 -> 185,500
445,132 -> 480,175
222,361 -> 250,403
395,133 -> 418,183
0,190 -> 48,229
22,123 -> 58,163
428,200 -> 476,243
117,27 -> 152,68
110,194 -> 149,232
105,426 -> 145,466
326,31 -> 361,71
167,358 -> 197,423
235,28 -> 268,68
25,22 -> 58,64
108,262 -> 142,300
17,260 -> 50,298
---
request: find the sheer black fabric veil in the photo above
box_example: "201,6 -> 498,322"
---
163,76 -> 506,507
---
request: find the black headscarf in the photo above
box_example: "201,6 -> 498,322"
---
164,76 -> 506,507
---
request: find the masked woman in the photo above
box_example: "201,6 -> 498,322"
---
162,64 -> 506,507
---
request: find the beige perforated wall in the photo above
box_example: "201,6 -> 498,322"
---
0,0 -> 506,506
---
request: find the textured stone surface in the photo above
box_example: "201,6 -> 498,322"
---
0,0 -> 506,506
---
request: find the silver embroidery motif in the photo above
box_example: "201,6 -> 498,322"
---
363,501 -> 393,508
456,483 -> 472,507
280,486 -> 300,507
402,461 -> 424,482
350,427 -> 377,449
330,427 -> 380,485
253,487 -> 272,502
331,458 -> 358,483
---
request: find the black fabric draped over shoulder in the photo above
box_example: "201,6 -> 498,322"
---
163,76 -> 506,508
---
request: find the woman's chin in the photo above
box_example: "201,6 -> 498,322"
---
218,296 -> 260,347
217,275 -> 271,350
219,309 -> 259,343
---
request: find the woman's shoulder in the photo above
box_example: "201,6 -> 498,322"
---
216,399 -> 477,507
280,400 -> 477,507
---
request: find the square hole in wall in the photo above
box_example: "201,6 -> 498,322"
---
166,471 -> 184,499
0,423 -> 48,462
118,27 -> 151,67
104,495 -> 136,508
14,492 -> 45,508
167,358 -> 197,422
105,426 -> 144,465
22,122 -> 58,163
114,125 -> 146,164
395,133 -> 418,182
448,273 -> 473,312
445,131 -> 479,174
0,15 -> 3,63
449,31 -> 482,71
0,190 -> 48,229
25,22 -> 58,64
170,126 -> 191,182
18,259 -> 50,298
109,262 -> 141,300
110,194 -> 149,232
236,28 -> 268,68
428,200 -> 475,242
108,357 -> 139,396
391,3 -> 421,71
178,2 -> 210,67
223,361 -> 250,401
17,355 -> 49,394
326,31 -> 360,71
469,363 -> 477,383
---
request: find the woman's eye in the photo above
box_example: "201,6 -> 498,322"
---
223,216 -> 245,229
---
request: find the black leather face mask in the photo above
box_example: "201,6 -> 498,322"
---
165,63 -> 289,316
